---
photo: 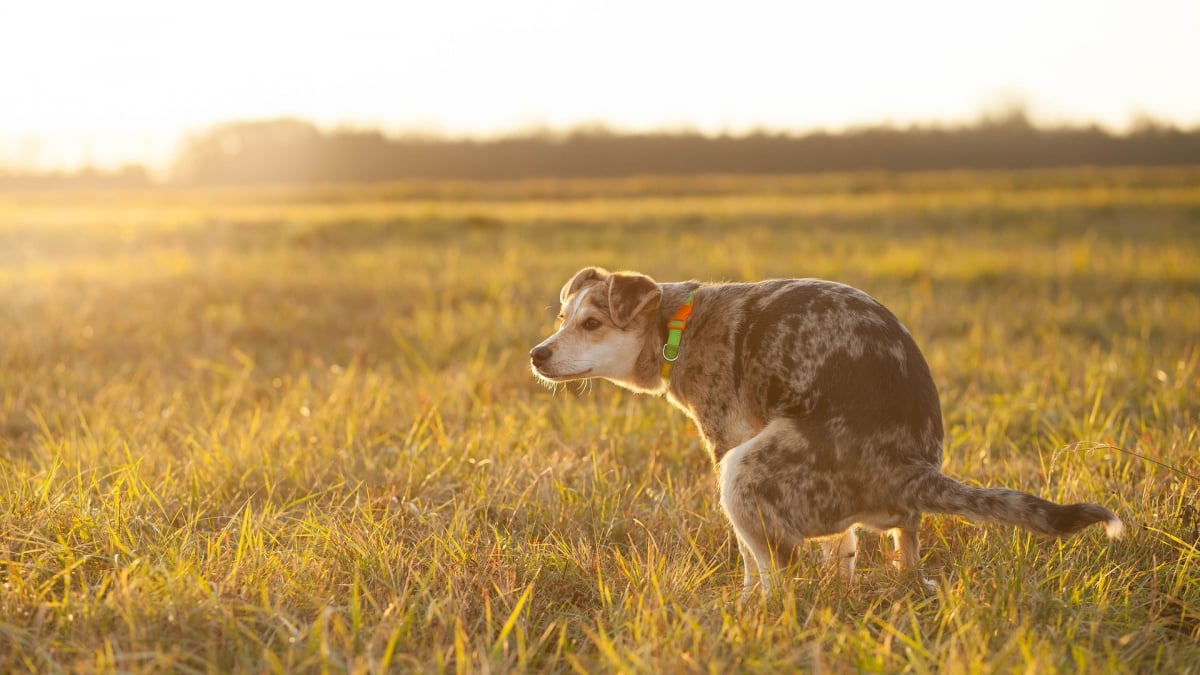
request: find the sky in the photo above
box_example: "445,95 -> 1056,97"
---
2,0 -> 1198,171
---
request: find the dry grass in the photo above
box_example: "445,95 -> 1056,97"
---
1,168 -> 1198,672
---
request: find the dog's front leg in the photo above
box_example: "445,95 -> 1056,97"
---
734,534 -> 761,598
717,420 -> 804,597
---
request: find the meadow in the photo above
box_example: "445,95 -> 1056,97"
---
0,168 -> 1198,673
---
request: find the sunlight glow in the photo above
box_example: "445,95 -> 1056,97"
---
2,0 -> 1198,169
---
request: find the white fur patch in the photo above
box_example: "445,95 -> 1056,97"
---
566,287 -> 591,320
718,439 -> 752,507
1104,516 -> 1126,539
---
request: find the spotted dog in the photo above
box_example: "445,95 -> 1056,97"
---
530,267 -> 1123,595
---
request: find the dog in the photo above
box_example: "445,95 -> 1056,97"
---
530,266 -> 1123,595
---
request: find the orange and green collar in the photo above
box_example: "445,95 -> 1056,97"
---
660,291 -> 696,381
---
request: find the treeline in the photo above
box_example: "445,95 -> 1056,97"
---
170,114 -> 1200,184
6,113 -> 1200,188
0,165 -> 151,189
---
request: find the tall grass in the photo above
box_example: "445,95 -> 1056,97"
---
1,169 -> 1197,672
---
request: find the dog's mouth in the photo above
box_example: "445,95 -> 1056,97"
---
532,364 -> 593,381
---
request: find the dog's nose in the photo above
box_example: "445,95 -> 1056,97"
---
530,345 -> 553,365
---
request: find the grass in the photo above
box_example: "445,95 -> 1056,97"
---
1,168 -> 1198,673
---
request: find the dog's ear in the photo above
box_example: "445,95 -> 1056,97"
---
561,266 -> 608,304
608,272 -> 661,329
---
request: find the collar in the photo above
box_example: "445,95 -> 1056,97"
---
660,290 -> 696,381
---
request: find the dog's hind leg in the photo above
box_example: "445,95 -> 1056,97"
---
821,528 -> 858,581
888,512 -> 936,592
890,512 -> 921,571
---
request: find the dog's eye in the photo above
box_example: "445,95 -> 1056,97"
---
582,317 -> 602,331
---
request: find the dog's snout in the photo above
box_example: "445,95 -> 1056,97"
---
530,345 -> 553,365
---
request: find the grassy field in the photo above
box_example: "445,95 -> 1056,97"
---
1,168 -> 1198,673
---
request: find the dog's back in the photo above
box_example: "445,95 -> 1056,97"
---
668,278 -> 942,468
670,278 -> 1120,537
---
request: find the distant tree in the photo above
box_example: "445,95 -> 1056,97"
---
173,119 -> 324,184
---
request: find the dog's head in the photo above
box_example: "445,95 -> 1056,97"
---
530,266 -> 662,388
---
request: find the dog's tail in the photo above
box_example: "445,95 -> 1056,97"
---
906,471 -> 1124,539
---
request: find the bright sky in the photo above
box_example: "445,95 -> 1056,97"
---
2,0 -> 1198,170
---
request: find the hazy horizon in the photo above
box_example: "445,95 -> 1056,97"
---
3,0 -> 1198,171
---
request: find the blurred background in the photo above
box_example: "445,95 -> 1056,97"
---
2,0 -> 1199,186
